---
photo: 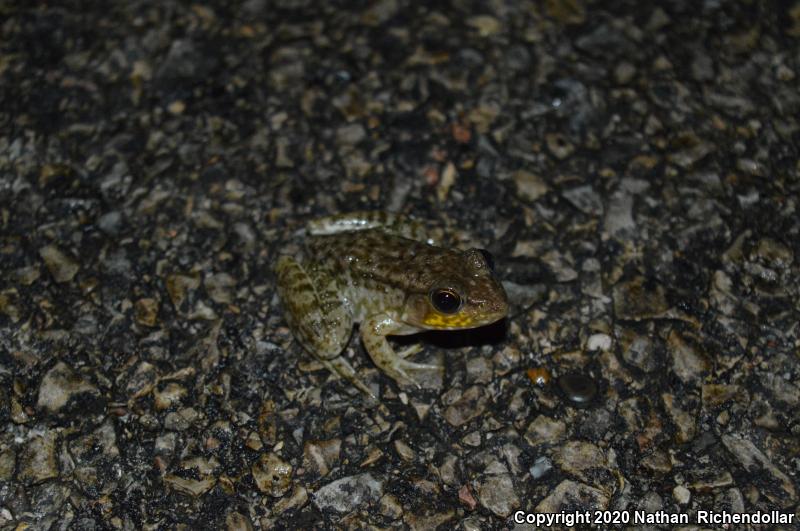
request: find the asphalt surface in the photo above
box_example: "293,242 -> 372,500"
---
1,0 -> 799,529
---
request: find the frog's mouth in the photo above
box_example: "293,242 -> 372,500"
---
421,311 -> 477,329
420,304 -> 507,330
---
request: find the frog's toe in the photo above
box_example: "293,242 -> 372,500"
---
385,365 -> 421,389
386,358 -> 443,388
321,357 -> 378,400
396,344 -> 424,359
402,359 -> 442,371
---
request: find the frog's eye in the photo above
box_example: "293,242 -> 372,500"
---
430,288 -> 462,314
478,249 -> 495,272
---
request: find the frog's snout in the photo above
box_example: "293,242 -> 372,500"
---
470,292 -> 509,326
484,296 -> 509,323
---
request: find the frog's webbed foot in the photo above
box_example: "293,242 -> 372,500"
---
361,314 -> 444,389
382,357 -> 444,389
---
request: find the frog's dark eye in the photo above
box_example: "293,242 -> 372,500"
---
430,288 -> 462,314
478,249 -> 495,272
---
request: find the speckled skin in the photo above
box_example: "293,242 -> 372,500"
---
276,212 -> 508,395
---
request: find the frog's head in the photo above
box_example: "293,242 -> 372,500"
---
403,248 -> 508,330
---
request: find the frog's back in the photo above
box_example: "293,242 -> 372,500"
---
307,229 -> 459,296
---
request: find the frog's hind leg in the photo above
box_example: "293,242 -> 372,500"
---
307,211 -> 435,244
275,256 -> 373,396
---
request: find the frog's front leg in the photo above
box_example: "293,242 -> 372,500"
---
276,256 -> 374,397
360,313 -> 442,388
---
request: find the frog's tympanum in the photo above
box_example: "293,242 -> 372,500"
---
276,212 -> 508,395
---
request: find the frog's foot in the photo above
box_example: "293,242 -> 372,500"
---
396,345 -> 440,370
380,357 -> 444,389
320,356 -> 377,400
362,313 -> 444,389
307,211 -> 437,244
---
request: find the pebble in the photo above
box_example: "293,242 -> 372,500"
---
553,441 -> 611,486
557,372 -> 597,405
661,393 -> 697,443
18,431 -> 59,485
204,273 -> 237,304
156,39 -> 210,82
225,512 -> 254,531
760,373 -> 800,407
134,298 -> 159,327
474,466 -> 520,517
164,474 -> 216,497
673,484 -> 691,505
393,439 -> 415,462
613,277 -> 671,320
312,473 -> 383,513
165,273 -> 200,310
443,386 -> 488,427
37,362 -> 100,413
545,133 -> 575,159
155,433 -> 177,456
667,330 -> 710,385
513,170 -> 549,202
163,407 -> 202,431
753,237 -> 793,269
721,434 -> 797,506
69,421 -> 119,470
546,0 -> 586,24
403,509 -> 456,530
252,452 -> 292,497
524,415 -> 566,446
437,455 -> 461,487
614,61 -> 636,84
39,245 -> 79,283
125,362 -> 158,400
303,439 -> 341,477
154,383 -> 187,411
28,481 -> 70,522
616,327 -> 660,373
562,184 -> 603,216
587,333 -> 612,353
603,190 -> 636,237
529,456 -> 553,480
641,449 -> 672,474
466,15 -> 501,37
379,493 -> 403,520
535,480 -> 609,512
97,211 -> 123,236
702,384 -> 748,408
691,51 -> 714,81
458,484 -> 477,510
336,123 -> 366,146
638,490 -> 663,513
12,265 -> 40,285
465,357 -> 492,384
689,469 -> 733,491
0,448 -> 15,481
272,485 -> 308,515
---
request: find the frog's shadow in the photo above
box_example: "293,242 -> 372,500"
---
393,318 -> 509,350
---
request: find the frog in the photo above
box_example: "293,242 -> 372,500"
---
275,211 -> 508,396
